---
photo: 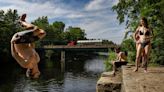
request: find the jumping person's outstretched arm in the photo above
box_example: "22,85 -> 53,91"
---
10,34 -> 20,57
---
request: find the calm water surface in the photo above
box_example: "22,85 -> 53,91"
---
0,53 -> 106,92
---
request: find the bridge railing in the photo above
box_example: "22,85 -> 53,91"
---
42,44 -> 116,49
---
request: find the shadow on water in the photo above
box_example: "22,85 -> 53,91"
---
0,51 -> 107,92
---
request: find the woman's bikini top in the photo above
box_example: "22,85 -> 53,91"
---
139,31 -> 150,36
139,27 -> 150,36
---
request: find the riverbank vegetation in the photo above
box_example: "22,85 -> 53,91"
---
104,50 -> 116,71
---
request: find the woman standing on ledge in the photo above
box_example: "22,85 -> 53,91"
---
11,14 -> 46,78
133,17 -> 153,72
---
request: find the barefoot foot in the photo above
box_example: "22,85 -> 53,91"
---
111,71 -> 116,76
133,68 -> 138,72
144,69 -> 147,73
20,14 -> 26,22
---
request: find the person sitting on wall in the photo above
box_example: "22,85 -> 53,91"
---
111,47 -> 128,75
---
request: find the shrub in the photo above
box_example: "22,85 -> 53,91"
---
104,51 -> 116,71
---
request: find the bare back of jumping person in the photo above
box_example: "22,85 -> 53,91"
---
11,14 -> 46,78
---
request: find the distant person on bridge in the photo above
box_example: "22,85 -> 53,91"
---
133,17 -> 153,73
11,14 -> 46,78
112,47 -> 128,75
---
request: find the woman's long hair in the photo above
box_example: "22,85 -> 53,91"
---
140,17 -> 148,28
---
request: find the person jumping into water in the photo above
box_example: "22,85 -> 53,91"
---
11,14 -> 46,78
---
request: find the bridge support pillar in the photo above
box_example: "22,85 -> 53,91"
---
61,51 -> 65,72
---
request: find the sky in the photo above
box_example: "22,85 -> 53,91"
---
0,0 -> 126,44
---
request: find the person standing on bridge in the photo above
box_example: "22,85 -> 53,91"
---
112,47 -> 128,75
11,14 -> 46,78
133,17 -> 153,72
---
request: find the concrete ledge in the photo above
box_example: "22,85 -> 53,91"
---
97,65 -> 164,92
122,66 -> 164,92
96,71 -> 122,92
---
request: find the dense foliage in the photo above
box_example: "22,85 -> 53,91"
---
104,51 -> 116,71
31,16 -> 86,45
112,0 -> 164,64
0,9 -> 21,61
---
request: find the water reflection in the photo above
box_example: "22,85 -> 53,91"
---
64,72 -> 97,92
0,53 -> 107,92
84,58 -> 105,73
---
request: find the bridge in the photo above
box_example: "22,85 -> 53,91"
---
40,44 -> 116,61
38,44 -> 116,71
41,44 -> 116,51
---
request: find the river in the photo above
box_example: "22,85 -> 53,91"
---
0,52 -> 107,92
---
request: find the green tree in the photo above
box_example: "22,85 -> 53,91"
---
65,26 -> 86,41
51,21 -> 65,40
52,21 -> 65,33
31,16 -> 50,46
32,17 -> 66,45
32,17 -> 87,45
32,16 -> 49,29
0,9 -> 21,61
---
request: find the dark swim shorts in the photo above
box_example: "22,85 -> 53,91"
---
114,61 -> 128,68
15,30 -> 39,44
